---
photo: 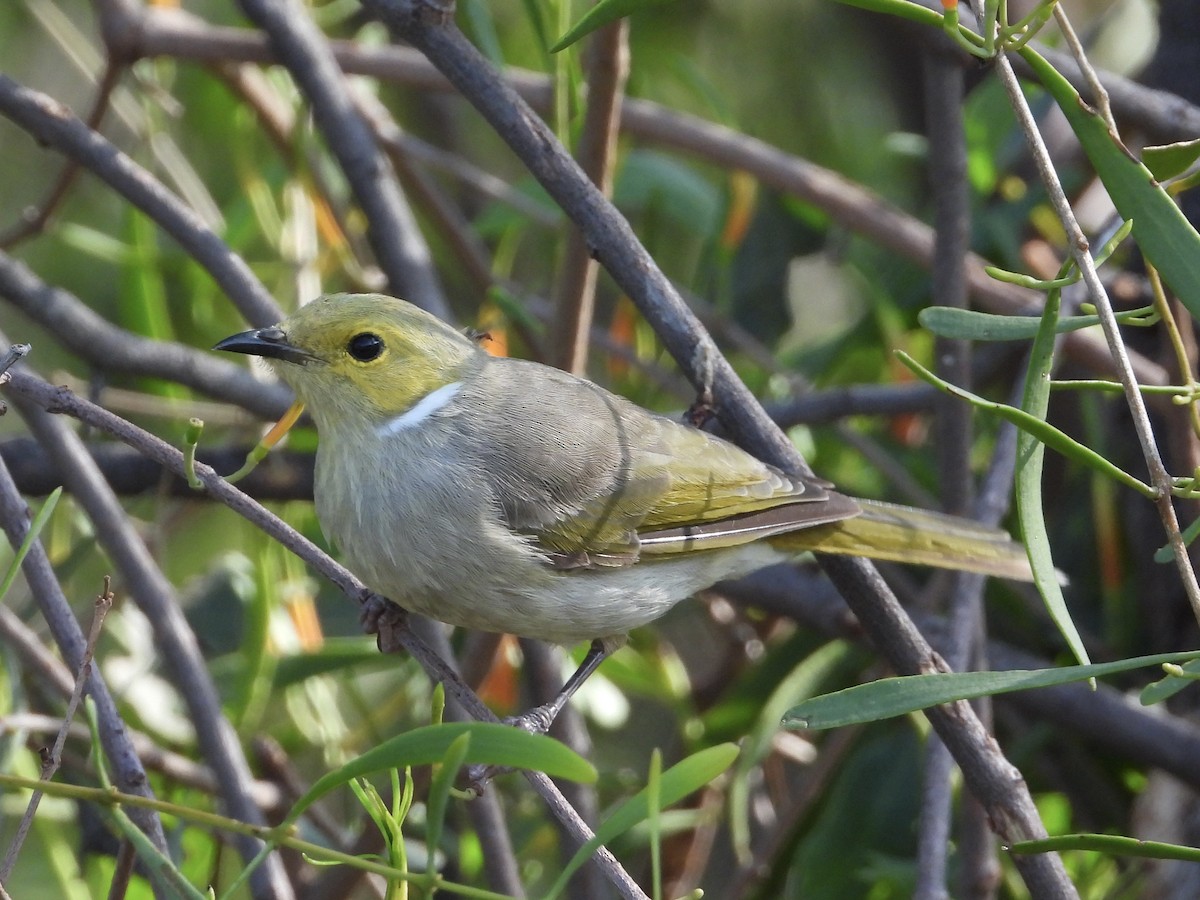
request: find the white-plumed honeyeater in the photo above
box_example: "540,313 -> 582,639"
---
217,293 -> 1030,729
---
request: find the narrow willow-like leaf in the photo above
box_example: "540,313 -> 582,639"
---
730,641 -> 851,859
830,0 -> 945,27
1140,655 -> 1200,705
919,306 -> 1150,342
1021,48 -> 1200,321
270,639 -> 393,688
783,650 -> 1200,730
0,487 -> 62,602
424,732 -> 470,871
551,0 -> 677,52
1017,279 -> 1090,666
1154,513 -> 1200,564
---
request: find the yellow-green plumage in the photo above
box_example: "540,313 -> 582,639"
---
216,293 -> 1031,645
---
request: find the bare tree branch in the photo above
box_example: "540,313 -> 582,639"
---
915,41 -> 975,900
0,581 -> 114,881
0,251 -> 292,418
552,19 -> 629,375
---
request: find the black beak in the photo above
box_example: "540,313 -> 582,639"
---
214,326 -> 313,365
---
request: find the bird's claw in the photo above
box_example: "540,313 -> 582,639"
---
684,388 -> 716,428
504,705 -> 557,736
360,595 -> 407,652
465,762 -> 510,793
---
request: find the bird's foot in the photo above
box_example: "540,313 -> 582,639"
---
465,762 -> 505,794
504,703 -> 559,736
360,594 -> 407,653
464,703 -> 562,792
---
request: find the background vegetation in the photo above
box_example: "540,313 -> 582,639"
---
1,0 -> 1199,897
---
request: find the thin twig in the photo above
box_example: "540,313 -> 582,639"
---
1051,8 -> 1115,133
389,130 -> 561,226
107,841 -> 137,900
0,578 -> 114,881
0,711 -> 286,811
1029,43 -> 1200,143
552,19 -> 629,374
995,48 -> 1200,623
0,343 -> 30,381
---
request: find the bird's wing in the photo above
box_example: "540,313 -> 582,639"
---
460,358 -> 854,566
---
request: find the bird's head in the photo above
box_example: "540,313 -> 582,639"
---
215,293 -> 481,429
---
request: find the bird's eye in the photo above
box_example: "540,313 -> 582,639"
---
347,333 -> 384,362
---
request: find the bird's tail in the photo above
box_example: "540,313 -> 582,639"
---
769,498 -> 1034,582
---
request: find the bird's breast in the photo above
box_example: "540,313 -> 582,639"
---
310,424 -> 790,644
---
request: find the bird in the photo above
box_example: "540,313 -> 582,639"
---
216,292 -> 1031,731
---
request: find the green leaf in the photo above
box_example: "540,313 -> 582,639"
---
461,0 -> 505,65
1143,139 -> 1200,183
918,305 -> 1149,341
1140,655 -> 1200,705
545,744 -> 740,899
551,0 -> 679,53
782,650 -> 1200,730
647,749 -> 664,900
1020,47 -> 1200,320
57,223 -> 135,265
1016,277 -> 1090,667
1154,513 -> 1200,564
1,487 -> 62,602
287,723 -> 596,823
424,732 -> 470,864
1012,833 -> 1200,862
729,641 -> 851,858
827,0 -> 943,27
615,150 -> 722,241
